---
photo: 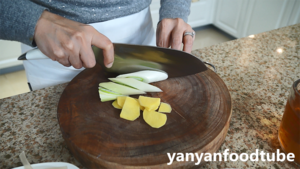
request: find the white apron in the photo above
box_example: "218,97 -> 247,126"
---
22,7 -> 155,91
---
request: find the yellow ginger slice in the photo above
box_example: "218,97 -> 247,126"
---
138,96 -> 160,111
112,100 -> 122,109
115,97 -> 145,111
120,97 -> 140,121
158,102 -> 172,113
143,109 -> 167,128
117,96 -> 127,107
133,98 -> 145,111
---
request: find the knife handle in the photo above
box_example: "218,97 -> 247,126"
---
18,48 -> 49,60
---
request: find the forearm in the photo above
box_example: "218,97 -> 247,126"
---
0,0 -> 47,46
159,0 -> 192,23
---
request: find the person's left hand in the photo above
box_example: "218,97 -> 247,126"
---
156,18 -> 195,53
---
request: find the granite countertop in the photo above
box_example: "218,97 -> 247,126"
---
1,24 -> 299,169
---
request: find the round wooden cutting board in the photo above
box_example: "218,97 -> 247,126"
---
57,63 -> 232,169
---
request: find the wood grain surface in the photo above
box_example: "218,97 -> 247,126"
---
57,63 -> 232,169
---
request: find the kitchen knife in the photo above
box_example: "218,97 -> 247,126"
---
18,43 -> 208,78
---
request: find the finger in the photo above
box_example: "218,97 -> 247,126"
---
79,42 -> 95,68
183,33 -> 194,53
156,21 -> 171,48
56,54 -> 71,67
55,49 -> 71,67
62,29 -> 95,69
68,51 -> 82,69
41,34 -> 71,66
61,39 -> 82,69
171,27 -> 184,50
58,59 -> 71,67
50,44 -> 71,66
90,28 -> 114,68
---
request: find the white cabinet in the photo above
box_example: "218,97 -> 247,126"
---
241,0 -> 296,38
0,40 -> 22,71
187,0 -> 215,28
214,0 -> 247,38
287,0 -> 300,26
150,0 -> 215,31
213,0 -> 300,38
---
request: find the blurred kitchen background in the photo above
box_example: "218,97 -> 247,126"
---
0,0 -> 299,99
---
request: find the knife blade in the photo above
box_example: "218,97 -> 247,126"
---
18,43 -> 207,78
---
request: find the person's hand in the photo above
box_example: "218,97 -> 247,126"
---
34,10 -> 114,69
156,18 -> 195,53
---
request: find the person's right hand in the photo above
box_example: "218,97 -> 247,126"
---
34,10 -> 114,69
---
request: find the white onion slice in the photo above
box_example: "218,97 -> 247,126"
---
99,82 -> 145,95
116,70 -> 168,83
109,78 -> 162,92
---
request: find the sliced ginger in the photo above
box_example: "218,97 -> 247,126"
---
117,96 -> 127,107
115,96 -> 145,110
138,96 -> 160,111
120,97 -> 140,121
134,98 -> 145,111
143,109 -> 167,128
158,102 -> 172,113
112,96 -> 171,128
112,100 -> 122,109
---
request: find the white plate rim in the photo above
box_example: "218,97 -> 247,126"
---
12,162 -> 79,169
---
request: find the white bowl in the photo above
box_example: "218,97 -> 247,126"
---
12,162 -> 79,169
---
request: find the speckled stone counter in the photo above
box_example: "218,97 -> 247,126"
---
1,24 -> 300,169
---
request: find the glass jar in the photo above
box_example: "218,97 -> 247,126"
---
278,79 -> 300,164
